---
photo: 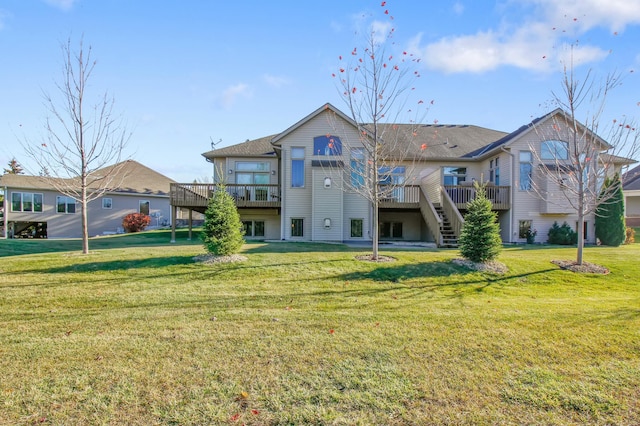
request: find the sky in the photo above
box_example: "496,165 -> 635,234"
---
1,0 -> 640,182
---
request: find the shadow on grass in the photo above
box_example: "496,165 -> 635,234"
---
18,255 -> 197,274
0,229 -> 201,258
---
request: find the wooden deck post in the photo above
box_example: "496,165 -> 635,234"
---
188,209 -> 193,241
170,205 -> 177,243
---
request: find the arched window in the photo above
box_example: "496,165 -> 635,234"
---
541,140 -> 569,160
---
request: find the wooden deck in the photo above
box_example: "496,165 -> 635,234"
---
444,185 -> 511,210
170,183 -> 281,210
170,183 -> 511,211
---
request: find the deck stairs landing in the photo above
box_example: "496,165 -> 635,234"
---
434,204 -> 459,248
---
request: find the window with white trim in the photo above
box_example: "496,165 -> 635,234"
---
291,147 -> 305,188
11,192 -> 43,212
139,200 -> 150,216
519,151 -> 532,190
102,198 -> 113,209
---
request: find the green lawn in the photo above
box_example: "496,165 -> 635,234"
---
0,233 -> 638,425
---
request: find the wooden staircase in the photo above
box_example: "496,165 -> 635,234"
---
434,204 -> 459,248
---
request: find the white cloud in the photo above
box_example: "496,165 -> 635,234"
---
415,0 -> 636,74
453,2 -> 465,15
0,9 -> 11,30
42,0 -> 78,11
262,74 -> 290,88
220,83 -> 251,109
370,20 -> 392,44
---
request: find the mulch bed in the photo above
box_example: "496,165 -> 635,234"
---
355,254 -> 396,262
551,260 -> 609,274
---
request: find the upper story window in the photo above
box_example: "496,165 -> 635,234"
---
11,192 -> 43,212
350,148 -> 365,188
541,140 -> 569,160
443,167 -> 467,185
102,198 -> 113,209
378,166 -> 406,185
489,157 -> 500,185
56,196 -> 76,214
519,151 -> 533,190
236,162 -> 270,172
291,147 -> 305,188
313,135 -> 342,156
236,162 -> 270,187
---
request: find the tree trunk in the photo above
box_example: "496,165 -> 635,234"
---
372,199 -> 379,260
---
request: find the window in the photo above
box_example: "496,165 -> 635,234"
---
541,140 -> 569,160
11,192 -> 43,212
519,220 -> 532,239
56,196 -> 76,214
379,166 -> 406,201
243,220 -> 265,237
443,167 -> 467,185
380,222 -> 403,239
350,148 -> 365,188
576,221 -> 588,240
236,162 -> 270,201
139,200 -> 150,216
291,147 -> 305,188
313,135 -> 342,156
291,218 -> 304,237
350,219 -> 364,238
519,151 -> 532,190
490,157 -> 500,185
102,198 -> 113,209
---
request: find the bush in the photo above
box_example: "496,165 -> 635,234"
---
201,184 -> 244,256
122,213 -> 151,233
458,183 -> 502,263
547,221 -> 577,245
624,227 -> 635,244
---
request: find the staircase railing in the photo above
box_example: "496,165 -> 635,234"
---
441,187 -> 465,239
419,184 -> 443,246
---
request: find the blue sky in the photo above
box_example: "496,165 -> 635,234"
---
1,0 -> 640,182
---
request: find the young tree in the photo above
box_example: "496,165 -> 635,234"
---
595,173 -> 626,246
201,184 -> 244,256
3,158 -> 24,175
23,38 -> 130,254
530,52 -> 638,264
328,3 -> 428,260
458,183 -> 502,263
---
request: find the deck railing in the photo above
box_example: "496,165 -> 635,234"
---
170,183 -> 281,208
378,185 -> 420,208
443,184 -> 510,210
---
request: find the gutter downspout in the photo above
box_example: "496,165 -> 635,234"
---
501,146 -> 516,243
280,149 -> 286,240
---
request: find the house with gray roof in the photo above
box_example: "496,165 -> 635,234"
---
170,103 -> 633,246
1,160 -> 175,238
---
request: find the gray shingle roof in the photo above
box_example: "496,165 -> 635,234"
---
0,160 -> 175,196
202,135 -> 278,158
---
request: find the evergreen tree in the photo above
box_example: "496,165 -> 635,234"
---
595,173 -> 625,246
3,158 -> 24,175
458,183 -> 503,263
201,184 -> 244,255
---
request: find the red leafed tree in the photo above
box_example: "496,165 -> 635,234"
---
328,3 -> 429,260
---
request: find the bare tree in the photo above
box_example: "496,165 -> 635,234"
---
530,53 -> 638,265
327,5 -> 428,260
24,38 -> 131,254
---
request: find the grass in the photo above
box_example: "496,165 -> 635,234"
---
0,232 -> 639,424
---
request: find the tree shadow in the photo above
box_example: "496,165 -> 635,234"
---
18,255 -> 197,274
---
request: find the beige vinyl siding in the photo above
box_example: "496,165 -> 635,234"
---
506,119 -> 596,243
343,193 -> 370,240
311,168 -> 343,241
238,209 -> 280,240
279,110 -> 360,241
379,211 -> 423,240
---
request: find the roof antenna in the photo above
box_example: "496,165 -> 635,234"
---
210,137 -> 222,150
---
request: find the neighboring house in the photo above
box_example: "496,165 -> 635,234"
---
170,103 -> 634,246
623,164 -> 640,227
1,160 -> 175,239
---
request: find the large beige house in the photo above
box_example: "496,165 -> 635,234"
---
1,160 -> 175,239
170,103 -> 633,246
